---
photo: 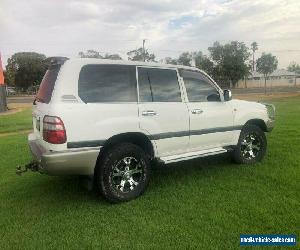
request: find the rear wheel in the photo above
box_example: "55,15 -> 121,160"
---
95,143 -> 150,203
233,124 -> 267,164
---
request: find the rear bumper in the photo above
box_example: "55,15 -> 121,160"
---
28,133 -> 100,175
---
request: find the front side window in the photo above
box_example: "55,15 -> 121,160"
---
78,64 -> 137,103
138,67 -> 181,102
182,70 -> 220,102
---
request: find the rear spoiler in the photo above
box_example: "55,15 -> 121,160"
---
44,57 -> 69,66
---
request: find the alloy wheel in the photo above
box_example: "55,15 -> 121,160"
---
240,133 -> 261,160
110,156 -> 143,193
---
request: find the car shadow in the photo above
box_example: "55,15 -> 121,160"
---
12,153 -> 235,206
148,152 -> 234,188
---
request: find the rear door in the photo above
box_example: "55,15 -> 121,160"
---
137,67 -> 189,157
181,70 -> 234,151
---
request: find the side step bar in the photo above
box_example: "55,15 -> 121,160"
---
159,147 -> 228,164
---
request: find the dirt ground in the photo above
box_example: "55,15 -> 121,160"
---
233,92 -> 300,101
0,103 -> 32,116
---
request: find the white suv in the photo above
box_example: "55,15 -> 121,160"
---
28,57 -> 275,202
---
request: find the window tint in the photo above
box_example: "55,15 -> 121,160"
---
36,64 -> 61,104
138,67 -> 181,102
182,70 -> 220,102
138,68 -> 153,102
78,64 -> 137,103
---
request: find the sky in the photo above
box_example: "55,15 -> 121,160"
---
1,0 -> 300,68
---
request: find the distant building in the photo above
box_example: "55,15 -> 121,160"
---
237,69 -> 300,88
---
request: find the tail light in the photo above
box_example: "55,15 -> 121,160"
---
43,116 -> 66,144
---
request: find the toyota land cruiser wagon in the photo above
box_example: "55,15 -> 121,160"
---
28,57 -> 275,202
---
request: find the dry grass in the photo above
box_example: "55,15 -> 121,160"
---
234,92 -> 300,101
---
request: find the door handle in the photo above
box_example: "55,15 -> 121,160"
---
191,109 -> 203,114
142,110 -> 157,116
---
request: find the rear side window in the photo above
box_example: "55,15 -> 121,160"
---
138,67 -> 181,102
78,64 -> 137,103
36,64 -> 61,104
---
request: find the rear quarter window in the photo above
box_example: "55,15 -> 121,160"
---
78,64 -> 137,103
36,64 -> 61,103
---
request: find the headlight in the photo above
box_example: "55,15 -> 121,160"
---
264,103 -> 275,120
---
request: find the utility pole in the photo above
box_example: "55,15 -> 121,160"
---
142,39 -> 146,62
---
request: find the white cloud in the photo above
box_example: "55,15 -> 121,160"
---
1,0 -> 300,67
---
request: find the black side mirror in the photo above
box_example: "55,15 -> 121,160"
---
224,89 -> 232,101
207,93 -> 221,102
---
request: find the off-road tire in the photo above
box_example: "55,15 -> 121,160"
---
95,143 -> 150,203
233,124 -> 267,164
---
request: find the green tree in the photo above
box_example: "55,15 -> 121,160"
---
78,50 -> 103,58
78,50 -> 122,60
193,51 -> 214,76
256,53 -> 278,94
208,41 -> 250,88
287,61 -> 300,74
251,42 -> 258,72
164,51 -> 214,76
103,53 -> 122,60
5,62 -> 16,86
5,52 -> 47,90
177,52 -> 192,66
164,57 -> 178,65
127,48 -> 156,62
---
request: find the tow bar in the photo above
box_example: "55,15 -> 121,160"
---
16,161 -> 41,175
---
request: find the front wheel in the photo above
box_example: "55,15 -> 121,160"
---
233,124 -> 267,164
95,143 -> 150,203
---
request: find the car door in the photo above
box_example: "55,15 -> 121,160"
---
180,70 -> 235,151
137,67 -> 190,157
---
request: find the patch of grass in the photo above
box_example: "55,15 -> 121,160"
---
0,108 -> 32,133
0,97 -> 299,249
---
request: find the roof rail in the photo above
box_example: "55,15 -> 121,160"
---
44,57 -> 69,65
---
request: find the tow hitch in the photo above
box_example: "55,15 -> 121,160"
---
16,161 -> 41,175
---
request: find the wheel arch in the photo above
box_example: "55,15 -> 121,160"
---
95,132 -> 155,172
245,119 -> 267,132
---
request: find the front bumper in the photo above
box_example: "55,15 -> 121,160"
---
266,119 -> 275,132
28,133 -> 100,175
262,103 -> 275,132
